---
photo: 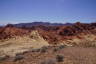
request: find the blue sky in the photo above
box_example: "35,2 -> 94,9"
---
0,0 -> 96,25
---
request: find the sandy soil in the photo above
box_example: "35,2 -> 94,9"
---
0,47 -> 96,64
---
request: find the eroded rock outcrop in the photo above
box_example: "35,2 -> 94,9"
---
0,24 -> 29,39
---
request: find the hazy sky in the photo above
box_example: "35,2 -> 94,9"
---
0,0 -> 96,24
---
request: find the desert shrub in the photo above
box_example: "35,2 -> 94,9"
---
59,45 -> 65,49
31,48 -> 41,52
16,53 -> 23,56
53,45 -> 65,52
0,57 -> 6,62
53,47 -> 59,52
79,40 -> 96,47
41,59 -> 56,64
0,55 -> 9,61
56,54 -> 64,62
22,51 -> 29,54
40,46 -> 48,53
13,55 -> 24,62
31,46 -> 48,53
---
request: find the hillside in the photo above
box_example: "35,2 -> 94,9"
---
0,22 -> 96,46
0,30 -> 49,57
0,22 -> 96,64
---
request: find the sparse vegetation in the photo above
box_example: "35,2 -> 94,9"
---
13,55 -> 24,62
53,45 -> 65,52
0,55 -> 9,62
53,47 -> 59,52
59,45 -> 65,49
56,54 -> 64,62
40,46 -> 48,53
31,48 -> 41,52
41,59 -> 56,64
79,40 -> 96,47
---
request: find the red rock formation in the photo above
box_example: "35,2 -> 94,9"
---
0,22 -> 96,44
37,22 -> 96,43
0,25 -> 29,39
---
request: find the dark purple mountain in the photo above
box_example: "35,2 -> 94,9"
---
14,22 -> 72,27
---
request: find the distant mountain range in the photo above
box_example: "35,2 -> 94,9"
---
14,22 -> 72,27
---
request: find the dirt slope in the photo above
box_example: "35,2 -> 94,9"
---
1,22 -> 96,46
0,30 -> 49,57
